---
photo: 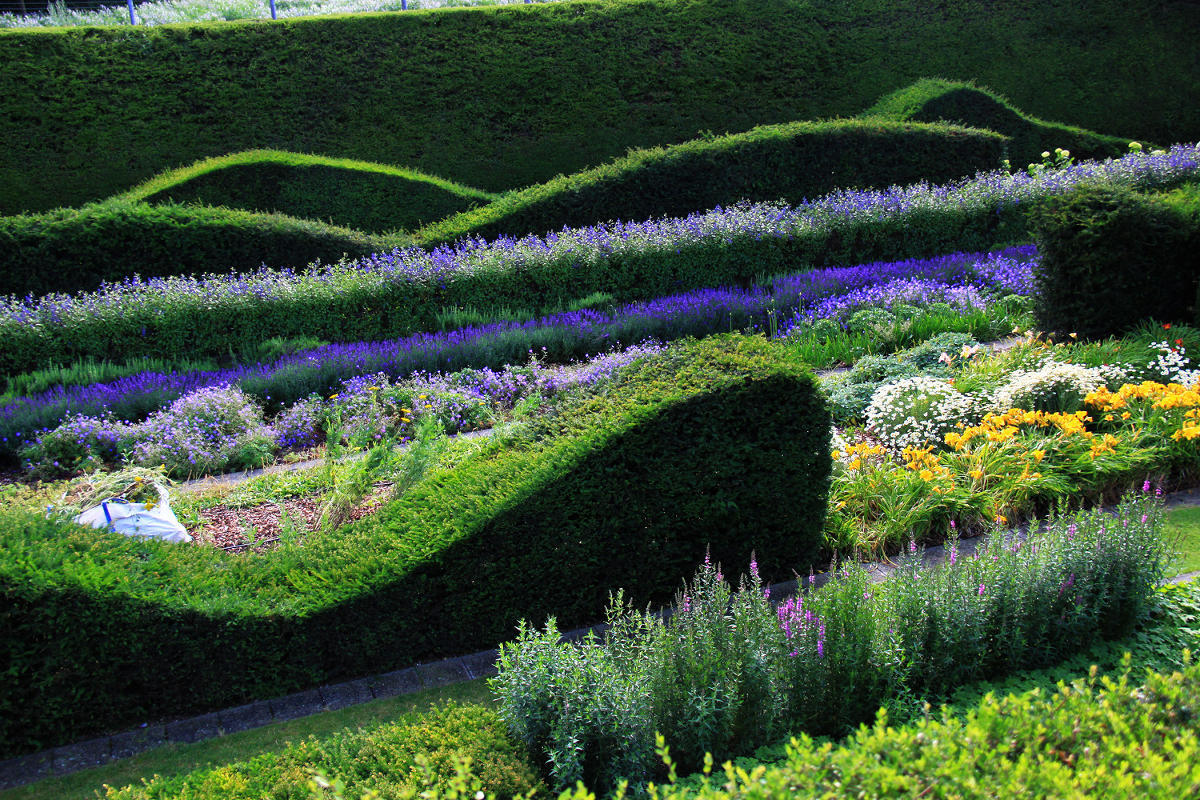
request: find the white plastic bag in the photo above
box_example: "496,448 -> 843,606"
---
74,485 -> 192,543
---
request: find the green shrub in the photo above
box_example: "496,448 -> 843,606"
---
101,703 -> 545,799
1,0 -> 1196,214
0,336 -> 830,758
494,493 -> 1170,791
413,119 -> 1006,246
0,199 -> 391,297
122,150 -> 497,235
1031,184 -> 1200,338
865,78 -> 1135,167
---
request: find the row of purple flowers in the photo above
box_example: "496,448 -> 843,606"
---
0,246 -> 1035,460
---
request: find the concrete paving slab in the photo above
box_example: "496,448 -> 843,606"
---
366,667 -> 423,699
415,658 -> 470,689
0,750 -> 54,790
461,649 -> 499,680
51,736 -> 111,774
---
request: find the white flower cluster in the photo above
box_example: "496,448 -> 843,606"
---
992,361 -> 1108,414
865,376 -> 975,451
1149,341 -> 1200,387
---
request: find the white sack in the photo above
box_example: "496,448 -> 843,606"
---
74,486 -> 191,543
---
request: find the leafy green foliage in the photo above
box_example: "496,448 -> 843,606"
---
495,494 -> 1170,791
100,703 -> 544,800
0,336 -> 830,759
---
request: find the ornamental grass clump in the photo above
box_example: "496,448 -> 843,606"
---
494,493 -> 1168,793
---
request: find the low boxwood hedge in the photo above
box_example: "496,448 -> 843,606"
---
101,703 -> 544,800
0,199 -> 393,297
0,336 -> 831,758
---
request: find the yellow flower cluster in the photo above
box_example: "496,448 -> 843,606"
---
1085,380 -> 1200,442
832,441 -> 887,471
1085,381 -> 1200,411
901,445 -> 952,482
945,409 -> 1092,450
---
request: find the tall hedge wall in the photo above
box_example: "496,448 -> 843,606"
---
0,336 -> 831,758
0,0 -> 1196,214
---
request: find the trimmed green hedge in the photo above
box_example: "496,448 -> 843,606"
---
1,0 -> 1196,214
102,703 -> 545,800
122,150 -> 497,235
1031,182 -> 1200,338
0,199 -> 394,297
0,336 -> 831,758
412,119 -> 1007,246
865,78 -> 1136,168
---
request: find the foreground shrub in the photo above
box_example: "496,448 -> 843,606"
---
102,703 -> 544,800
0,336 -> 831,758
493,493 -> 1168,791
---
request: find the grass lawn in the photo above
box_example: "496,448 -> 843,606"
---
1165,505 -> 1200,575
0,679 -> 495,800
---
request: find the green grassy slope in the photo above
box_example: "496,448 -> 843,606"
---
0,0 -> 1195,214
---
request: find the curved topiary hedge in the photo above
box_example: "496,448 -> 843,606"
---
0,199 -> 395,297
0,0 -> 1196,214
0,336 -> 831,758
864,78 -> 1136,168
122,150 -> 498,235
412,119 -> 1008,246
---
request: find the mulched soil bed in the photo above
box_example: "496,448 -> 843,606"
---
190,483 -> 393,553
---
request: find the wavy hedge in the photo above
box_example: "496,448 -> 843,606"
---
412,119 -> 1007,246
3,146 -> 1195,377
865,78 -> 1136,167
122,150 -> 498,234
1,0 -> 1196,214
0,199 -> 393,297
0,336 -> 831,758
